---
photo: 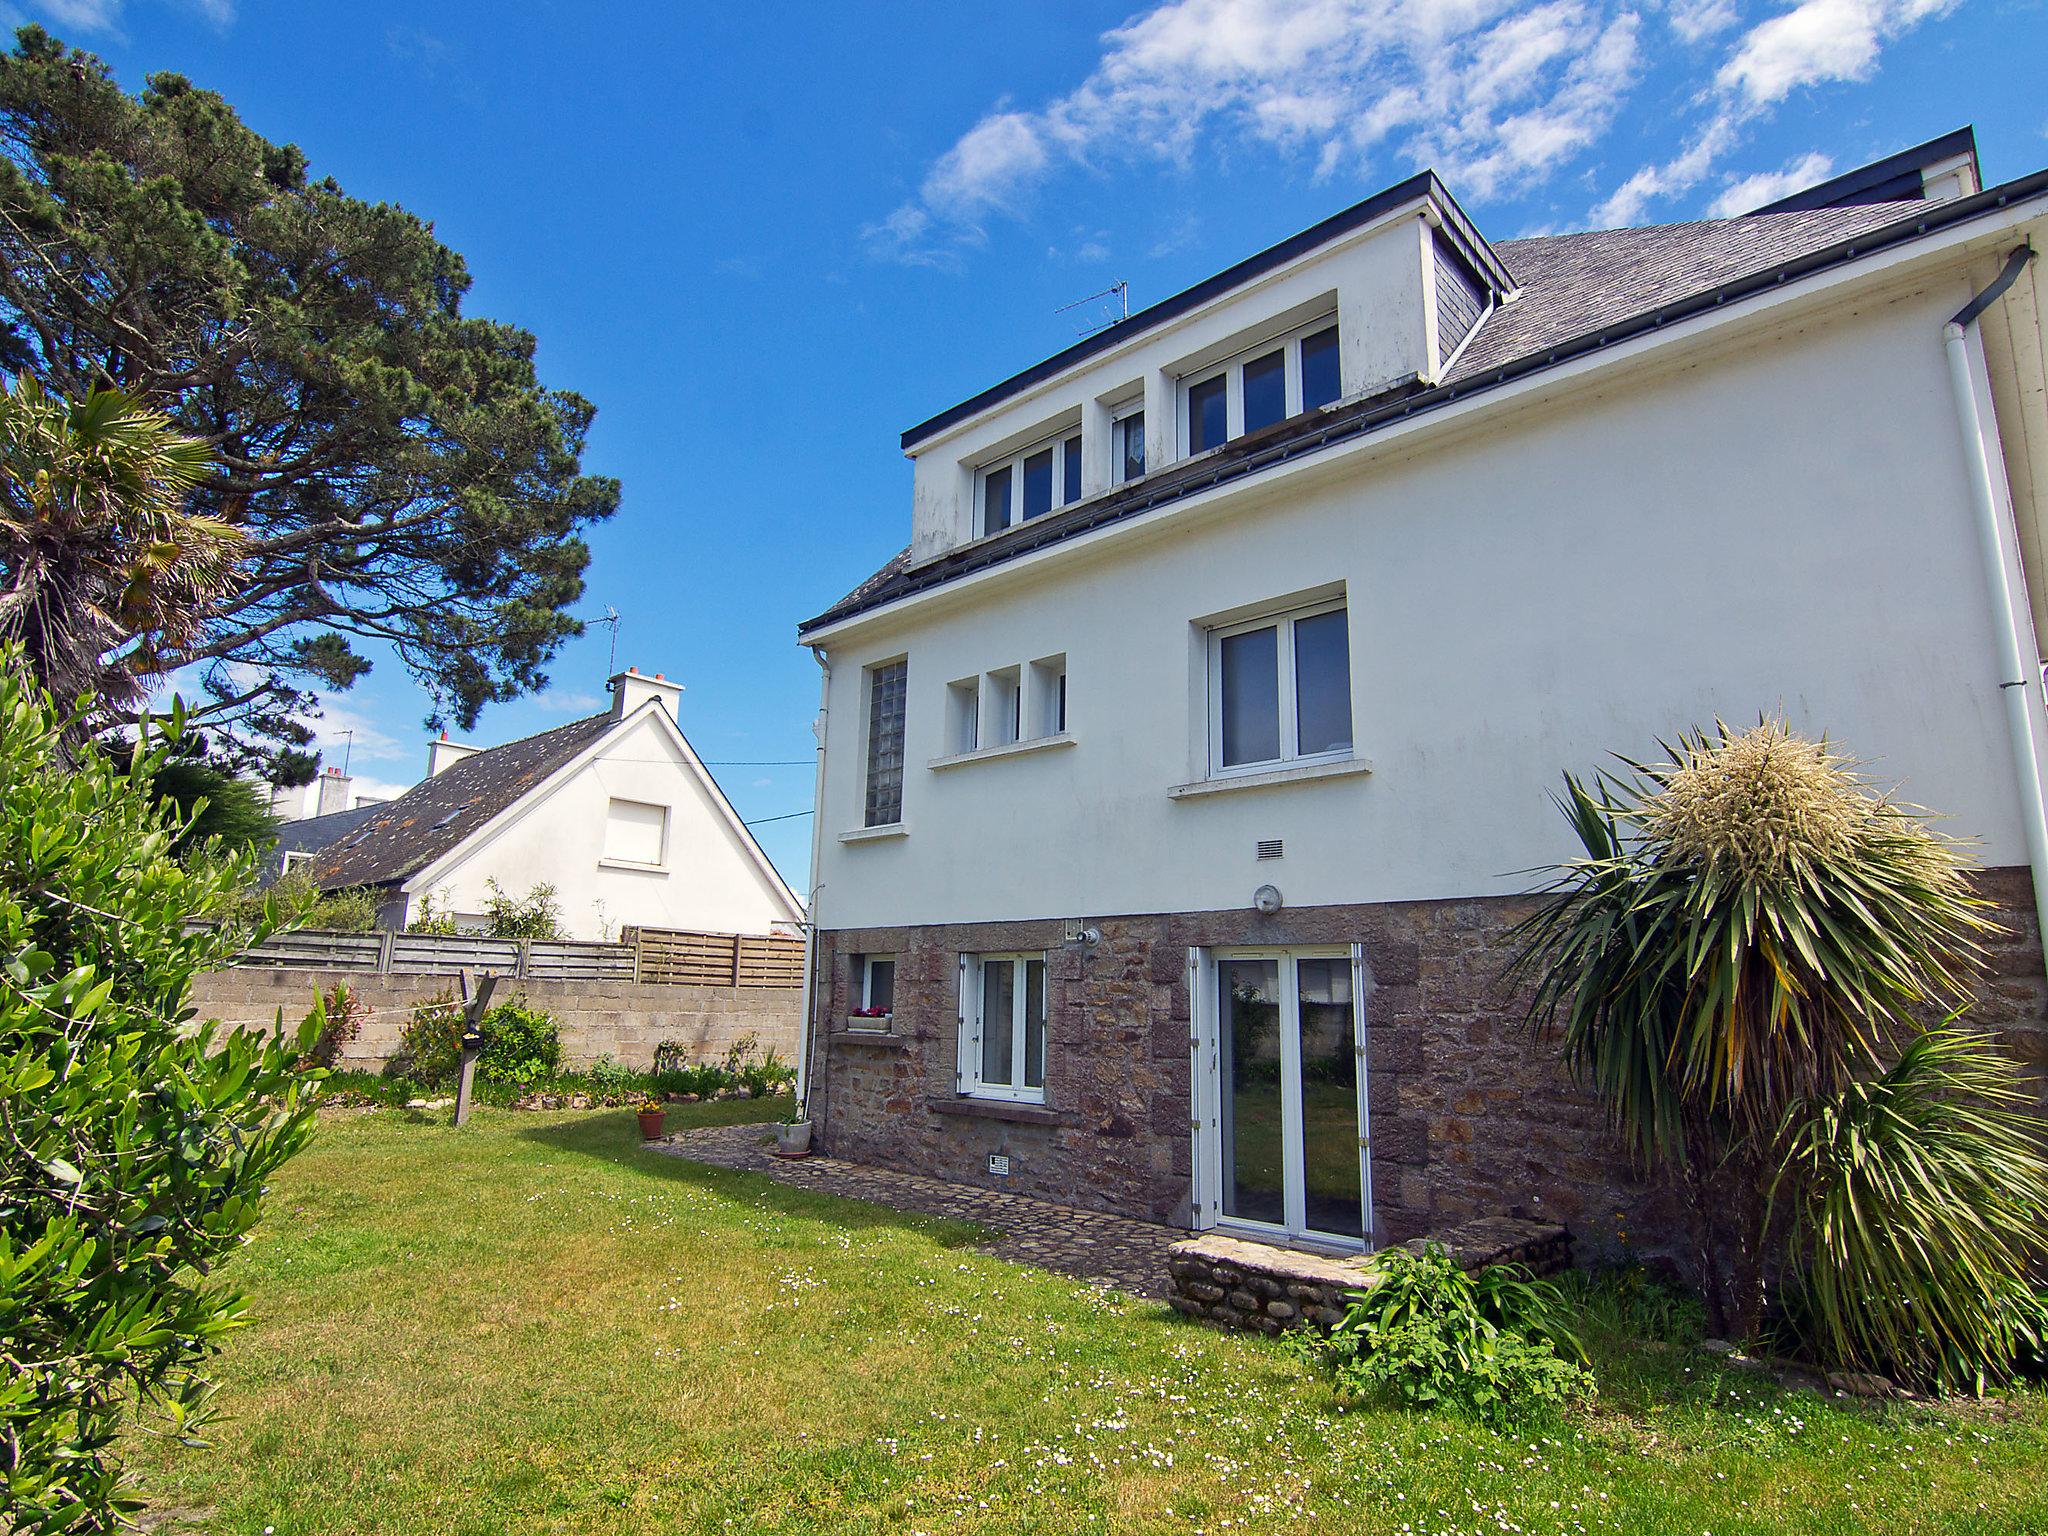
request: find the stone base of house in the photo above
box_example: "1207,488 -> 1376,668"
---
1166,1217 -> 1572,1333
804,869 -> 2046,1280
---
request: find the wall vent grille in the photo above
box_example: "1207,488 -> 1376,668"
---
1255,838 -> 1284,860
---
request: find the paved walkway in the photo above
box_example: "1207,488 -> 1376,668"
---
658,1123 -> 1182,1298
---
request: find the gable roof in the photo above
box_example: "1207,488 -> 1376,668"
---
800,168 -> 2048,639
273,801 -> 384,859
1751,126 -> 1977,214
304,712 -> 613,890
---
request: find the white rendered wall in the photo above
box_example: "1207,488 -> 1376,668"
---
404,711 -> 799,940
816,281 -> 2031,930
908,203 -> 1439,566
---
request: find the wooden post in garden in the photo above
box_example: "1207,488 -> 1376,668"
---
452,968 -> 498,1128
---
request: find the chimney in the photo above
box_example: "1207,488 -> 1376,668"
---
609,666 -> 685,723
426,729 -> 481,777
316,765 -> 352,817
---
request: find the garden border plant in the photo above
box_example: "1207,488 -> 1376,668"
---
1508,719 -> 2048,1393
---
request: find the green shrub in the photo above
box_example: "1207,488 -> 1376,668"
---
584,1054 -> 641,1094
1300,1244 -> 1593,1423
299,981 -> 369,1070
475,999 -> 561,1086
0,661 -> 318,1529
480,878 -> 561,939
226,867 -> 380,932
389,992 -> 464,1086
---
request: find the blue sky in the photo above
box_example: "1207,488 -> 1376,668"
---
12,0 -> 2047,885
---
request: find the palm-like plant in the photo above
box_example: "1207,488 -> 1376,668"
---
1776,1028 -> 2048,1392
1508,721 -> 2025,1353
0,375 -> 234,713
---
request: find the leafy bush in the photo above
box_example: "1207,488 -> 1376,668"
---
299,981 -> 369,1070
481,878 -> 561,939
389,992 -> 464,1086
1299,1244 -> 1593,1423
226,867 -> 380,932
475,998 -> 561,1086
0,660 -> 318,1530
652,1063 -> 730,1099
405,891 -> 460,935
1774,1028 -> 2048,1393
584,1054 -> 642,1095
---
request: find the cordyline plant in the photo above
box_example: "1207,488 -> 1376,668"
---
0,650 -> 320,1531
1508,720 -> 2048,1387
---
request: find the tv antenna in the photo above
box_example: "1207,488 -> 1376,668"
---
1055,279 -> 1129,337
593,606 -> 621,684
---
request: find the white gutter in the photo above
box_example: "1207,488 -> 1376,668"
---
792,646 -> 832,1120
1943,243 -> 2048,967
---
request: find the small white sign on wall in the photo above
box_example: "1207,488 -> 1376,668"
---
987,1153 -> 1011,1176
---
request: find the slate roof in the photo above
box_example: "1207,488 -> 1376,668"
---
800,171 -> 2048,638
304,712 -> 614,890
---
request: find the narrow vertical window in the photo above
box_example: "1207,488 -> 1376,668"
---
1062,434 -> 1083,506
1188,375 -> 1228,454
1293,608 -> 1352,756
863,659 -> 906,827
1116,410 -> 1146,482
1300,325 -> 1340,410
1022,447 -> 1055,521
1242,348 -> 1286,433
983,464 -> 1012,535
1218,626 -> 1281,768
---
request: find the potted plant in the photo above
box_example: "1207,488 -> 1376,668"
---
635,1098 -> 666,1140
773,1101 -> 812,1158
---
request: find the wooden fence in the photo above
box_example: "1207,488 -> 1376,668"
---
222,924 -> 801,989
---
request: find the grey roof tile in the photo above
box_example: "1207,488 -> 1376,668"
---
305,712 -> 613,891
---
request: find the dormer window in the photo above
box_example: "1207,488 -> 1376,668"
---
1181,319 -> 1342,457
980,430 -> 1084,535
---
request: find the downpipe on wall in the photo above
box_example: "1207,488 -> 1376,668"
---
1943,243 -> 2048,967
793,646 -> 831,1118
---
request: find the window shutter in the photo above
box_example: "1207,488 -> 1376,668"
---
1187,946 -> 1216,1228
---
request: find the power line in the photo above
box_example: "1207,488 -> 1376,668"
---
742,809 -> 814,826
700,758 -> 813,766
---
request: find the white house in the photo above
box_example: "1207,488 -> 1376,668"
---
792,129 -> 2048,1263
298,667 -> 803,941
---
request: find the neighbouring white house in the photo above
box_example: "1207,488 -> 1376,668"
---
791,128 -> 2048,1267
291,667 -> 803,941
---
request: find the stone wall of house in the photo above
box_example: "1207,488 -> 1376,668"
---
807,868 -> 2047,1275
191,965 -> 802,1071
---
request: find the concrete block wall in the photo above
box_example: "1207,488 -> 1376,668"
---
190,965 -> 802,1071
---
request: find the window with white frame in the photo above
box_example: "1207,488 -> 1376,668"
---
863,658 -> 907,826
853,954 -> 895,1024
1112,406 -> 1146,484
279,849 -> 314,874
945,676 -> 980,755
602,797 -> 669,865
979,429 -> 1084,535
1208,598 -> 1352,774
1181,319 -> 1341,456
943,658 -> 1069,755
958,953 -> 1048,1102
1029,654 -> 1067,737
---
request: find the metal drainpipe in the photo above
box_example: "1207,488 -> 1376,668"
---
792,645 -> 832,1122
1943,244 -> 2048,965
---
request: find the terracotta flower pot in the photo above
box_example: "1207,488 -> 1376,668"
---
636,1109 -> 666,1140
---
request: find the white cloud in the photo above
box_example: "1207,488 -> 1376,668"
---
534,688 -> 603,714
870,0 -> 1648,261
1592,0 -> 1954,225
1667,0 -> 1739,42
29,0 -> 232,31
1705,148 -> 1833,214
1717,0 -> 1953,106
298,699 -> 411,766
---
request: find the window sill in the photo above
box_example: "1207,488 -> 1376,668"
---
928,733 -> 1076,772
838,823 -> 909,845
1168,755 -> 1373,801
926,1095 -> 1065,1126
829,1026 -> 908,1049
597,857 -> 669,874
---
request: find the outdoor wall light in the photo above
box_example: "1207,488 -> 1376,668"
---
1253,884 -> 1284,915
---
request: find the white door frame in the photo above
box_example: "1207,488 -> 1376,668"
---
1189,944 -> 1374,1250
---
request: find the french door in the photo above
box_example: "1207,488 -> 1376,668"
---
1190,946 -> 1372,1249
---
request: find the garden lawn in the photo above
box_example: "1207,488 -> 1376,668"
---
130,1104 -> 2048,1536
